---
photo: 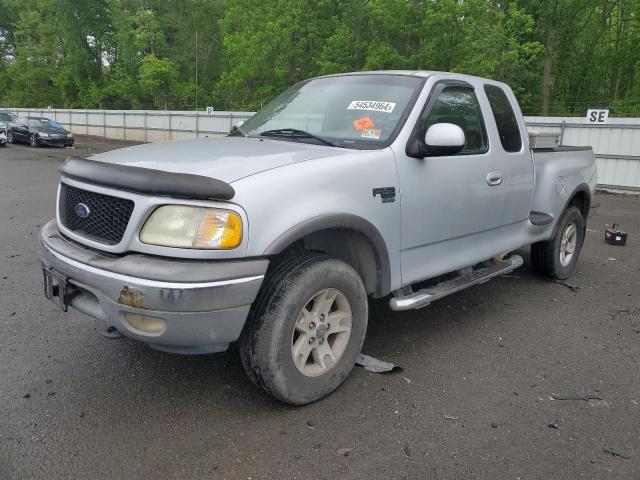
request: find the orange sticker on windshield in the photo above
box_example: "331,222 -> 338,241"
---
353,116 -> 374,132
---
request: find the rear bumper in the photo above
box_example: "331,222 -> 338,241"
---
40,220 -> 267,353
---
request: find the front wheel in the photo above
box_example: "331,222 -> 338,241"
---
239,254 -> 368,405
7,131 -> 15,144
531,206 -> 585,280
30,134 -> 39,147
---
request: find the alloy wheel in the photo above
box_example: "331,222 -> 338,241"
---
559,223 -> 577,267
291,288 -> 353,377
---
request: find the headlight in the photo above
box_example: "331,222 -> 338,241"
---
39,132 -> 49,137
140,205 -> 243,249
67,133 -> 73,138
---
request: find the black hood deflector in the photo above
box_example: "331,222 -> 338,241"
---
59,156 -> 235,201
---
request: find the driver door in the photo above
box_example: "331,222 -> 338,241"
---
393,80 -> 508,286
12,118 -> 25,140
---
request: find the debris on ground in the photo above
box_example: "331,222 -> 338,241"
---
550,394 -> 602,401
603,448 -> 630,460
550,280 -> 580,292
23,393 -> 31,399
548,421 -> 560,429
444,415 -> 459,420
337,448 -> 351,457
605,224 -> 628,246
355,353 -> 402,373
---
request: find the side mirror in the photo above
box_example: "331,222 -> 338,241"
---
423,123 -> 466,156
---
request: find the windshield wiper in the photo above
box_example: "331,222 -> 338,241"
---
260,128 -> 336,147
228,125 -> 248,137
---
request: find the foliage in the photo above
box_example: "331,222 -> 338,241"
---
0,0 -> 638,116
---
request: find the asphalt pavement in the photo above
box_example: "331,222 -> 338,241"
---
0,137 -> 639,479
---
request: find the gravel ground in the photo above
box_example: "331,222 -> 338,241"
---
0,137 -> 639,480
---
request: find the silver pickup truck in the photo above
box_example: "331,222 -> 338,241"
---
40,71 -> 596,404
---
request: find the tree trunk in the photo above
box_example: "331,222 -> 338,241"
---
542,31 -> 554,116
541,0 -> 559,116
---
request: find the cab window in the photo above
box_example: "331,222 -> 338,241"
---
484,84 -> 522,152
423,86 -> 487,154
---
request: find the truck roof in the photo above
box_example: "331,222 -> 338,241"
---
318,70 -> 506,85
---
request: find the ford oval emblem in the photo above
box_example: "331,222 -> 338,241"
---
74,202 -> 91,219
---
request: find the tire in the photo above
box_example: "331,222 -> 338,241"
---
7,131 -> 15,144
30,134 -> 39,147
239,253 -> 368,405
531,206 -> 585,280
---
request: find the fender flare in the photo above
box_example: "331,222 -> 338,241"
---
551,183 -> 592,238
264,213 -> 391,296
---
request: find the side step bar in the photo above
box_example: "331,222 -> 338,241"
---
389,255 -> 523,311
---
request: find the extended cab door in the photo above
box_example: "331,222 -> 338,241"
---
393,79 -> 512,286
482,83 -> 533,231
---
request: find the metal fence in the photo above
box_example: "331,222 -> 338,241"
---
4,108 -> 640,191
6,108 -> 253,143
526,116 -> 640,191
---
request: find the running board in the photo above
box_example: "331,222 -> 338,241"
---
389,255 -> 523,311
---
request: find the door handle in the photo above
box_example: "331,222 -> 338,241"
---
486,171 -> 503,186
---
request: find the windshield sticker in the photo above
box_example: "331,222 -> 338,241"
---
353,116 -> 374,132
348,100 -> 396,113
361,128 -> 381,140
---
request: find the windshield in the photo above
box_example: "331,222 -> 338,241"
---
0,112 -> 15,122
28,118 -> 62,128
240,74 -> 424,149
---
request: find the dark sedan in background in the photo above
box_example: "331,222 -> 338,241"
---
8,116 -> 74,147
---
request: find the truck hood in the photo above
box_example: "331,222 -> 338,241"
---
89,137 -> 348,183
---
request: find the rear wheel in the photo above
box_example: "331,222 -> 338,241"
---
531,206 -> 585,279
239,253 -> 368,405
30,134 -> 39,147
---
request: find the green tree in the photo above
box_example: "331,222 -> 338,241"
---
0,0 -> 639,116
138,54 -> 179,108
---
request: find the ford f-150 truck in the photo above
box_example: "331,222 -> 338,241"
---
40,71 -> 596,404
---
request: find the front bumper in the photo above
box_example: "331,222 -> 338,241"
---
40,220 -> 267,353
39,136 -> 73,146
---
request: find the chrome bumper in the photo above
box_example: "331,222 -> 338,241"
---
40,220 -> 267,354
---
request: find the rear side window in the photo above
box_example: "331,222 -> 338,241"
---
484,85 -> 522,152
423,86 -> 487,154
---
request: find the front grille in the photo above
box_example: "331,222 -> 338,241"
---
59,183 -> 134,245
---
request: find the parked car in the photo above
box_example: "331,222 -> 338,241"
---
0,111 -> 15,147
8,116 -> 74,147
40,71 -> 596,404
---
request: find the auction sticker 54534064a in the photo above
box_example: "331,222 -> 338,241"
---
348,100 -> 396,113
